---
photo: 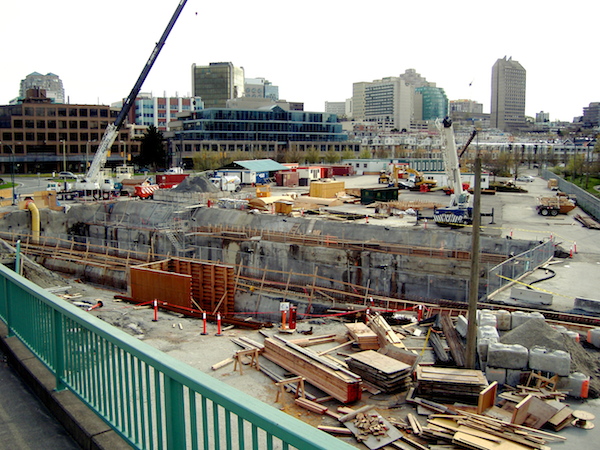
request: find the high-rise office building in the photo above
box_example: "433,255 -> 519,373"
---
19,72 -> 65,103
351,82 -> 369,120
364,77 -> 413,131
582,102 -> 600,128
491,57 -> 526,131
191,62 -> 245,108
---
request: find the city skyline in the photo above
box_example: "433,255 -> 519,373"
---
2,0 -> 598,123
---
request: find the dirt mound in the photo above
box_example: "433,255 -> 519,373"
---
172,174 -> 220,193
499,318 -> 600,397
500,318 -> 567,352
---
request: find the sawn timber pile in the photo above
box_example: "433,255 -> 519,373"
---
262,336 -> 362,403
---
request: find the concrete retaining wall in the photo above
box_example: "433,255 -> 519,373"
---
0,202 -> 541,304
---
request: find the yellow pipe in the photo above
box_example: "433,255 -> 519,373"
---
26,200 -> 40,244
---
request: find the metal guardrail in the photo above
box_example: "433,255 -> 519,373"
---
0,264 -> 352,450
486,238 -> 555,299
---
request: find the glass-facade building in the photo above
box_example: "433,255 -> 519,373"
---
415,86 -> 448,121
175,106 -> 347,142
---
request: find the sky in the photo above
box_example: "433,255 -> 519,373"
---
2,0 -> 598,123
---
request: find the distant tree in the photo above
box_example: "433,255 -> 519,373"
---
136,126 -> 167,170
358,149 -> 372,159
341,148 -> 355,160
192,152 -> 220,172
306,147 -> 320,164
324,150 -> 340,164
283,148 -> 302,163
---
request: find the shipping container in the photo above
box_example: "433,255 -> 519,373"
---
360,187 -> 399,205
331,165 -> 354,176
156,173 -> 189,189
275,171 -> 299,187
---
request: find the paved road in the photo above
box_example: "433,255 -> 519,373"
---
0,348 -> 80,449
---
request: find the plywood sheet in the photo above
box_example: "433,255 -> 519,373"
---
130,267 -> 191,308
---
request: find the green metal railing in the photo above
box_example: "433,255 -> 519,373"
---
0,264 -> 352,449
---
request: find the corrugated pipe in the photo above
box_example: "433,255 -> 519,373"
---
26,200 -> 40,244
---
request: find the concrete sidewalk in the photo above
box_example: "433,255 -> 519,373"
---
0,322 -> 130,450
0,347 -> 80,449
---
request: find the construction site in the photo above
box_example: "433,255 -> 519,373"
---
2,167 -> 600,449
2,2 -> 600,447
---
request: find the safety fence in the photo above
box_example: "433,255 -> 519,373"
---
486,238 -> 555,299
0,263 -> 351,450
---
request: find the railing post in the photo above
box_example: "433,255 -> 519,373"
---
165,376 -> 186,449
53,308 -> 67,391
2,275 -> 15,337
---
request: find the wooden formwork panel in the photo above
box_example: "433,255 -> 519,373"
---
131,258 -> 235,315
130,267 -> 191,309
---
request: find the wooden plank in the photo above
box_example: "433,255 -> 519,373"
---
477,381 -> 498,415
511,395 -> 533,426
347,350 -> 411,374
441,314 -> 466,367
317,425 -> 353,435
516,396 -> 557,429
453,431 -> 531,450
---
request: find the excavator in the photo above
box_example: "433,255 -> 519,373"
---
379,163 -> 437,191
68,0 -> 188,198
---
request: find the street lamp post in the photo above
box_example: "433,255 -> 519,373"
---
60,140 -> 67,173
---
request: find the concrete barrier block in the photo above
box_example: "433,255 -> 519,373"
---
511,311 -> 545,329
587,328 -> 600,348
455,315 -> 468,338
510,287 -> 553,305
574,297 -> 600,314
566,372 -> 590,398
506,369 -> 528,387
477,325 -> 499,362
493,310 -> 512,331
487,342 -> 529,369
529,346 -> 571,377
478,313 -> 497,328
485,367 -> 506,385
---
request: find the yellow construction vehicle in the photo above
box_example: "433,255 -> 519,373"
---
383,163 -> 437,190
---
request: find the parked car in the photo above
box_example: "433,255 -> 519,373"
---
516,175 -> 535,182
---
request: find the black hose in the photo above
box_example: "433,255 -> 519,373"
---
526,267 -> 556,289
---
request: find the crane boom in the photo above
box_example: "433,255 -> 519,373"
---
81,0 -> 188,187
440,117 -> 463,196
434,117 -> 474,226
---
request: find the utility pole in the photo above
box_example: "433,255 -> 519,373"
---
465,154 -> 482,369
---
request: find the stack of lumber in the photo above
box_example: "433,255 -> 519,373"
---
346,350 -> 412,393
416,366 -> 488,404
367,313 -> 406,349
262,336 -> 362,403
345,322 -> 379,350
422,412 -> 566,449
575,214 -> 600,229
